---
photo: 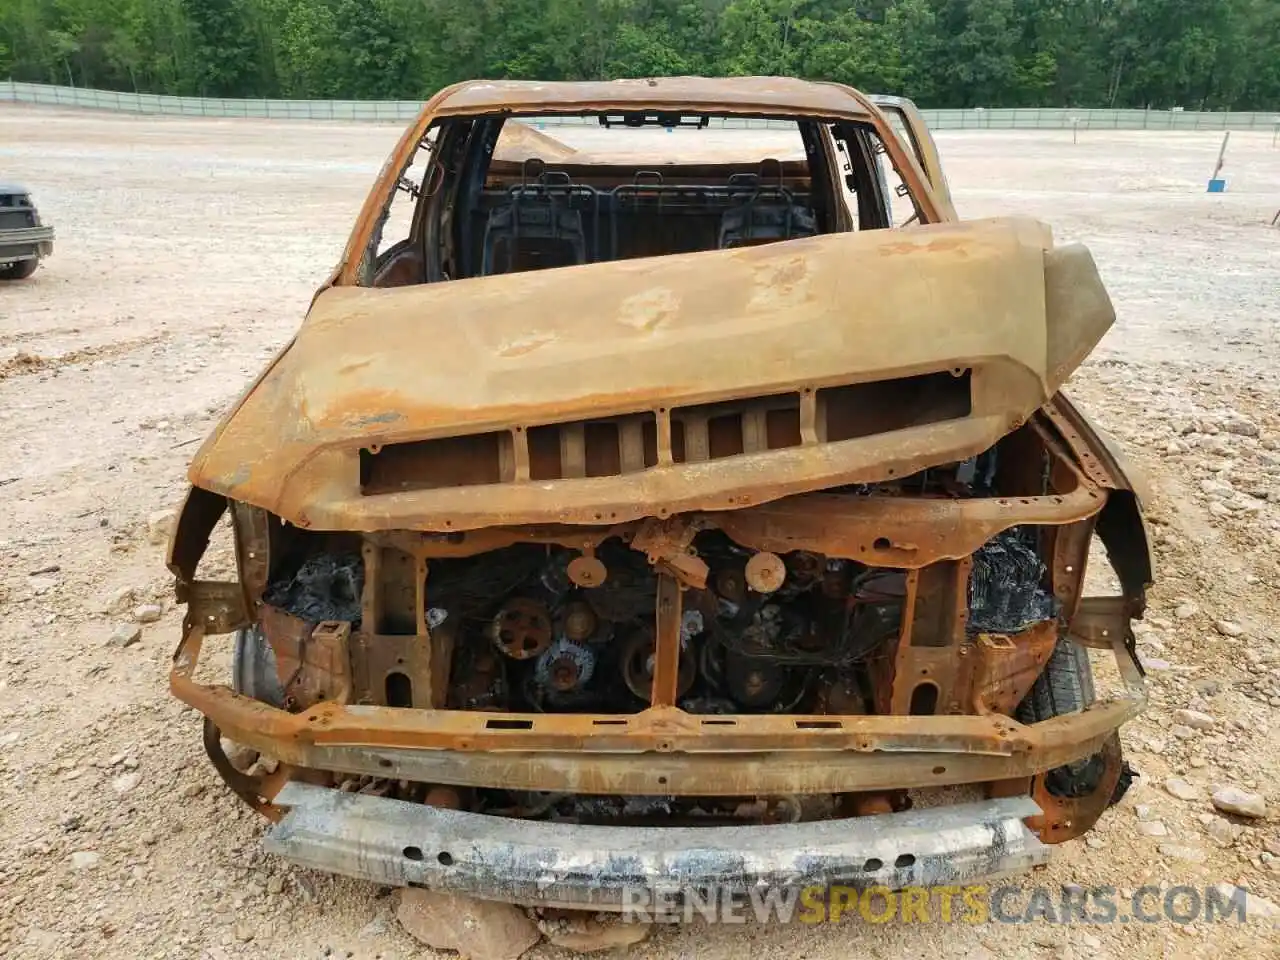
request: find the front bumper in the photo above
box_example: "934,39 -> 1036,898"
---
0,225 -> 54,262
267,782 -> 1049,909
171,621 -> 1146,798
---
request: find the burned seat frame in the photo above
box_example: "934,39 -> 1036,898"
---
480,169 -> 599,275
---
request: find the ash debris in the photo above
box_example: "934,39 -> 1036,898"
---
968,529 -> 1057,634
263,552 -> 364,623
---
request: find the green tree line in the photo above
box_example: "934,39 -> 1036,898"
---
2,0 -> 1278,109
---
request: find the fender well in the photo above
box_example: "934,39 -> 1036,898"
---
166,486 -> 249,637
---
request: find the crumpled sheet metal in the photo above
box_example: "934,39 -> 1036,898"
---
189,220 -> 1113,532
266,782 -> 1048,909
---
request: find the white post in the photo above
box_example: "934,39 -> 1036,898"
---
1211,131 -> 1231,180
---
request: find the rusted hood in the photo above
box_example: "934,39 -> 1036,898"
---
190,216 -> 1114,530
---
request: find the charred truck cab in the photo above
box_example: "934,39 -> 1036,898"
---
168,77 -> 1151,907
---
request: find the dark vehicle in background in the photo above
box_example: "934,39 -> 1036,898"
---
0,182 -> 54,280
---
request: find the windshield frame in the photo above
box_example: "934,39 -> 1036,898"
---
330,83 -> 944,290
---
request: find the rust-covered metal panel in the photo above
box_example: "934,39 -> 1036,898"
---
188,219 -> 1113,532
434,76 -> 878,117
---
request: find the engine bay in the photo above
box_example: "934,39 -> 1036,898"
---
259,430 -> 1063,725
265,527 -> 1054,720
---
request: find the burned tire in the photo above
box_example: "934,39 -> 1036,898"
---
1017,638 -> 1104,798
0,259 -> 38,281
231,625 -> 286,707
1018,636 -> 1095,721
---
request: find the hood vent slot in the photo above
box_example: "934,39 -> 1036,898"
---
361,432 -> 514,494
359,370 -> 973,496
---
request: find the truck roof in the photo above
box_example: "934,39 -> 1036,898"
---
434,76 -> 876,119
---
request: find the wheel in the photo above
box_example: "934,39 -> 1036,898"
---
0,259 -> 38,281
1018,635 -> 1095,722
1016,638 -> 1129,841
231,625 -> 286,707
1017,638 -> 1103,797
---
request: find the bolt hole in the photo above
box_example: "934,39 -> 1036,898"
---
895,854 -> 916,868
863,858 -> 883,871
437,851 -> 454,867
873,537 -> 891,551
931,766 -> 946,775
403,846 -> 423,861
378,758 -> 392,769
657,776 -> 668,785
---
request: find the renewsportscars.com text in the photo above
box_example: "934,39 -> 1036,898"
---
620,883 -> 1255,925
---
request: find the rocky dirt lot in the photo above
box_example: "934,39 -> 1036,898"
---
1,108 -> 1278,960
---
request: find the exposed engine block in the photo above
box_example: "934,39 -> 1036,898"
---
262,521 -> 1055,718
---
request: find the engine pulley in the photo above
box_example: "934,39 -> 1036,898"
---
489,597 -> 553,660
745,551 -> 786,593
621,629 -> 696,702
535,638 -> 596,693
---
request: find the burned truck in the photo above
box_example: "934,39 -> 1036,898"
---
167,77 -> 1151,906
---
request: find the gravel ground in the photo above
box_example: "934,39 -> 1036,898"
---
1,108 -> 1279,960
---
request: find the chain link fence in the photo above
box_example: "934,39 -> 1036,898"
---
4,81 -> 1279,132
